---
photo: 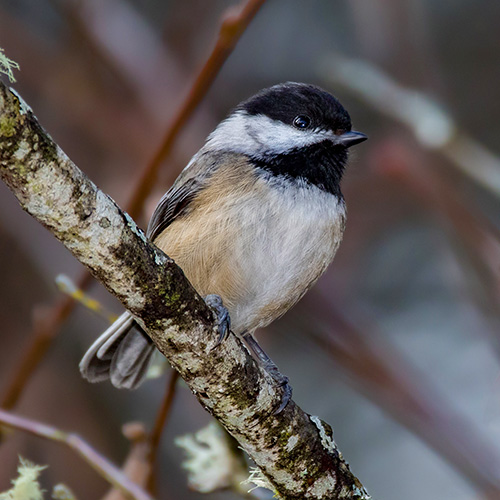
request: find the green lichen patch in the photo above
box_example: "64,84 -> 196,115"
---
0,113 -> 17,138
109,221 -> 210,336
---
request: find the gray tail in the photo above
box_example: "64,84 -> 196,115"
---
79,311 -> 155,389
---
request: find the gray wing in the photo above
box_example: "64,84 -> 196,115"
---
146,152 -> 212,241
146,150 -> 236,241
147,176 -> 201,241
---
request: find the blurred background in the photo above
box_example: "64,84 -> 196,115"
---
1,0 -> 500,499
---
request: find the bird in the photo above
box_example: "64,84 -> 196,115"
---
80,82 -> 367,410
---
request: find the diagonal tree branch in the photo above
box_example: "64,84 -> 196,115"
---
0,83 -> 371,500
0,0 -> 267,413
126,0 -> 268,219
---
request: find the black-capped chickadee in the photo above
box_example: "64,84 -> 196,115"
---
80,82 -> 367,408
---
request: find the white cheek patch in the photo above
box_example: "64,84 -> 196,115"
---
206,111 -> 336,157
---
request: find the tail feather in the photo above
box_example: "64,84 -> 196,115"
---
80,311 -> 156,389
110,328 -> 156,389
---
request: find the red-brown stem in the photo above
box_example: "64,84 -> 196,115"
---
0,272 -> 93,409
126,0 -> 268,219
146,370 -> 180,494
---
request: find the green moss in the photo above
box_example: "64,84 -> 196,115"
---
159,288 -> 181,306
276,428 -> 293,448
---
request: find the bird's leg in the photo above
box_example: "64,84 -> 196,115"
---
241,330 -> 292,413
204,294 -> 231,344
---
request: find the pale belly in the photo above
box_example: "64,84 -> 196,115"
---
154,179 -> 346,334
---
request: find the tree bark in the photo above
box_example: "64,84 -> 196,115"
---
0,81 -> 371,500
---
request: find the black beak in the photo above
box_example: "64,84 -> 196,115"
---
338,131 -> 368,148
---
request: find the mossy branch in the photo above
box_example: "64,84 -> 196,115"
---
0,81 -> 371,500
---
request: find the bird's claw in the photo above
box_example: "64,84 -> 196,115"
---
265,365 -> 292,414
204,294 -> 231,345
240,330 -> 293,413
275,377 -> 292,414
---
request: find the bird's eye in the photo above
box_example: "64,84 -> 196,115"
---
293,115 -> 311,129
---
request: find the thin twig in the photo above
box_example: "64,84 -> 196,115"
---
301,289 -> 500,498
1,273 -> 92,409
146,370 -> 180,494
0,0 -> 266,413
0,408 -> 153,500
126,0 -> 268,219
102,423 -> 155,500
322,54 -> 500,198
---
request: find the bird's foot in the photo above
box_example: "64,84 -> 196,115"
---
204,294 -> 231,345
266,365 -> 292,414
241,331 -> 292,414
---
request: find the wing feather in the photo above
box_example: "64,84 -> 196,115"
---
146,150 -> 240,242
146,152 -> 212,241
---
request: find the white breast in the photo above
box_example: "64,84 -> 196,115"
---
228,176 -> 346,332
154,160 -> 346,335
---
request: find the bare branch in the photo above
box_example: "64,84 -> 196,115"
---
322,54 -> 500,198
146,370 -> 180,493
0,82 -> 370,500
0,0 -> 267,414
0,408 -> 152,500
102,423 -> 153,500
126,0 -> 268,218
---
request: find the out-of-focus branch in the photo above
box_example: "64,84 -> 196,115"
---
0,0 -> 266,413
300,289 -> 500,499
1,277 -> 91,409
371,140 -> 500,344
321,54 -> 500,498
0,83 -> 370,500
126,0 -> 268,218
0,408 -> 152,500
102,424 -> 153,500
146,370 -> 179,494
322,54 -> 500,198
102,375 -> 179,499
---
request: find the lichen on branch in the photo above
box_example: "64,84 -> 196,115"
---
0,81 -> 371,500
0,48 -> 20,83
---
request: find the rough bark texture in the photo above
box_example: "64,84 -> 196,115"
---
0,81 -> 371,500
